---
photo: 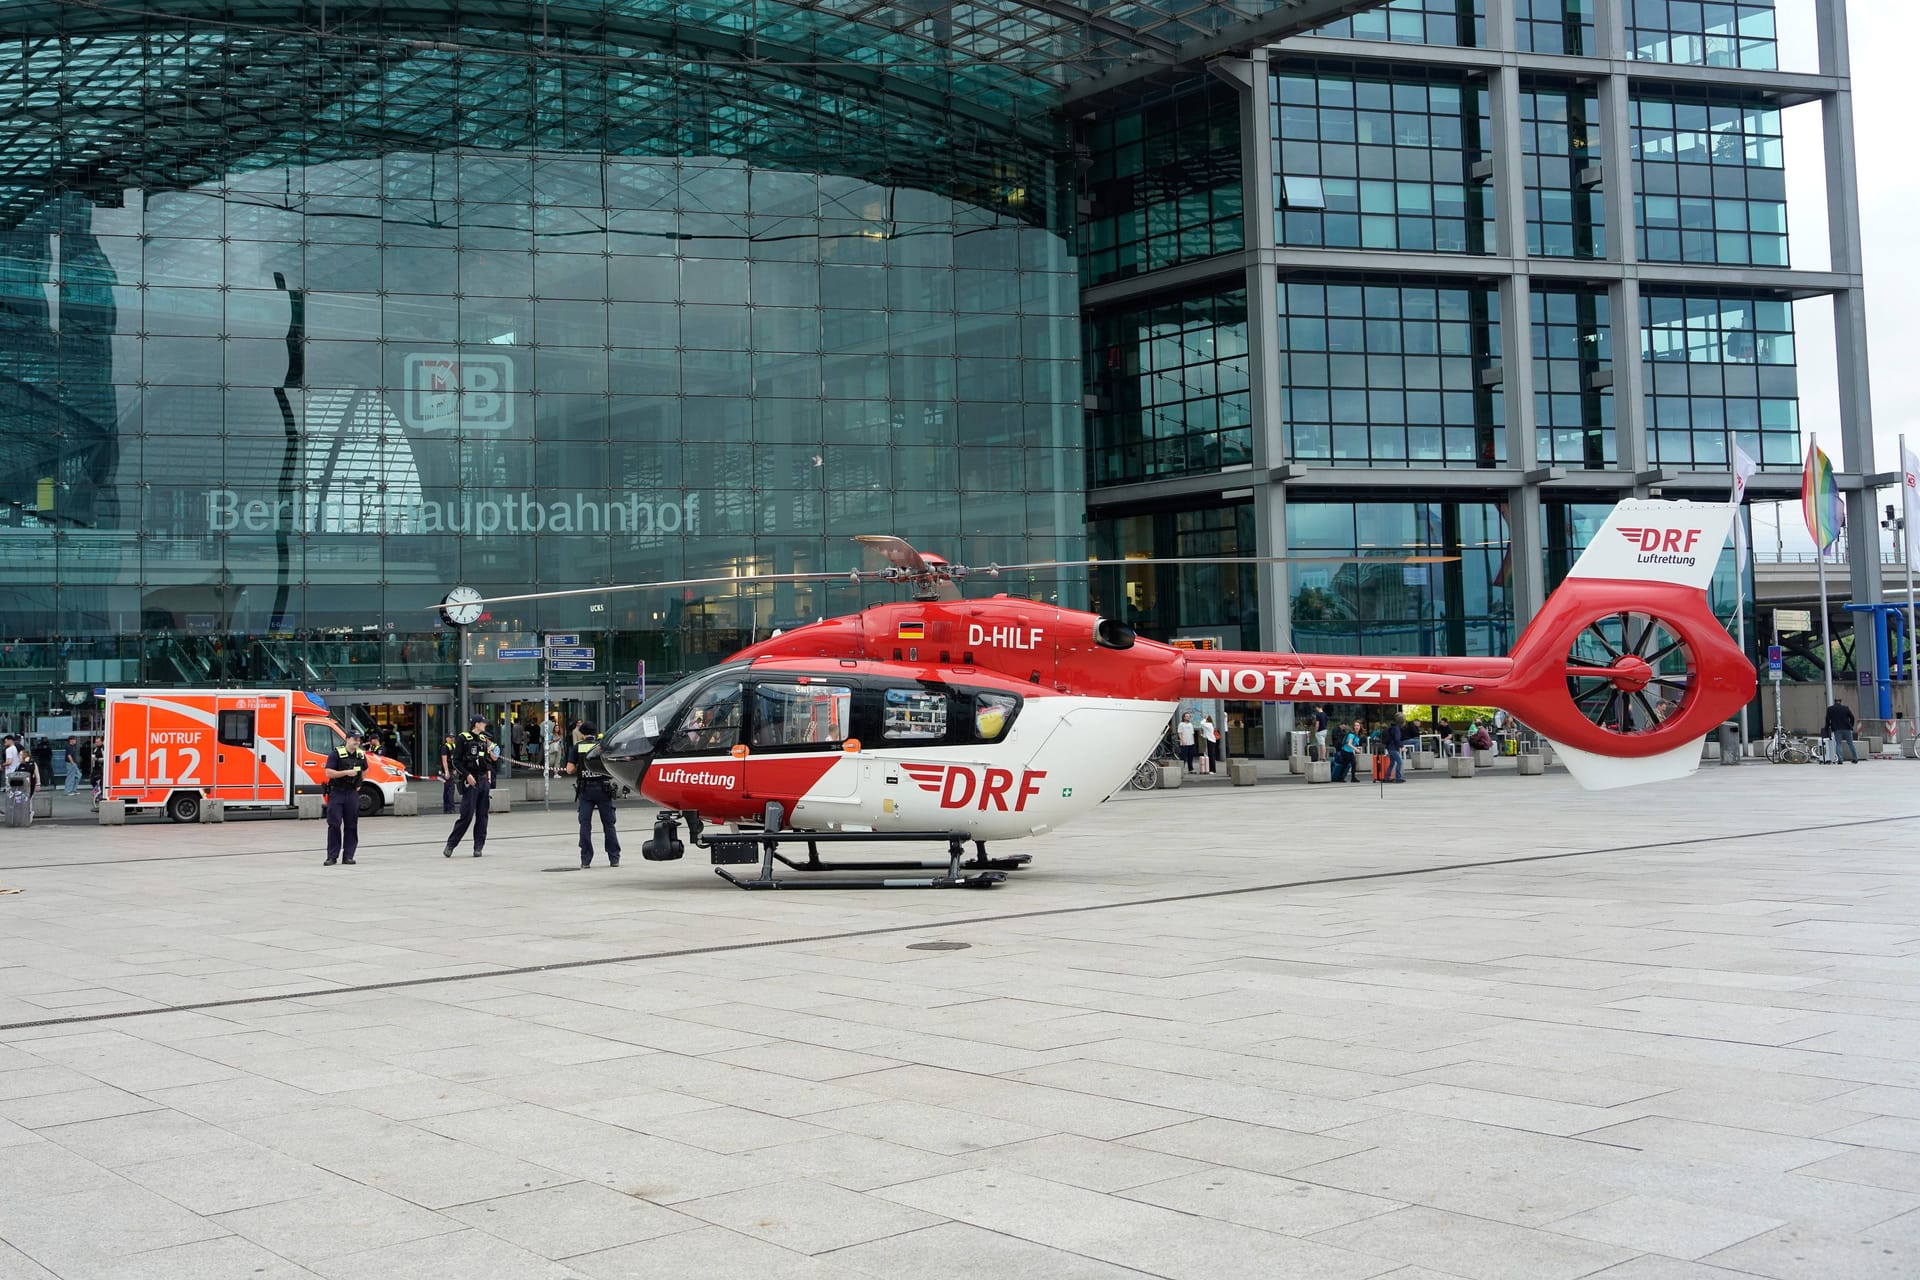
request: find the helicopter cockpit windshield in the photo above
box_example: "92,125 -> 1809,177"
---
600,661 -> 750,780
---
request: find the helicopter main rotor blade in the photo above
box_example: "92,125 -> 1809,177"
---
983,553 -> 1461,573
852,534 -> 935,577
422,570 -> 866,611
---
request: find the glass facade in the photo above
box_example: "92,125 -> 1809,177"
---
1531,288 -> 1615,469
1629,0 -> 1779,69
0,11 -> 1086,713
1517,0 -> 1596,56
1287,500 -> 1515,658
1281,277 -> 1504,469
1273,62 -> 1492,254
1521,83 -> 1604,259
1312,0 -> 1485,48
1085,290 -> 1252,487
1632,90 -> 1787,266
1087,504 -> 1259,643
1079,83 -> 1244,288
1641,290 -> 1799,469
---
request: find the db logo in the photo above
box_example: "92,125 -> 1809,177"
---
900,763 -> 1046,811
1619,526 -> 1702,553
404,353 -> 514,432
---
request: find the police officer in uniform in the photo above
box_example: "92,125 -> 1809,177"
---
443,716 -> 496,857
439,730 -> 458,814
323,729 -> 367,866
562,722 -> 621,868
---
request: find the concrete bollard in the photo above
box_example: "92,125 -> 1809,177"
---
1228,760 -> 1258,786
1413,750 -> 1436,771
523,776 -> 549,802
1306,761 -> 1332,783
1448,756 -> 1475,779
1472,749 -> 1495,768
98,799 -> 126,825
200,798 -> 225,823
31,792 -> 53,818
392,790 -> 419,817
1289,754 -> 1308,775
1516,753 -> 1544,776
491,788 -> 512,814
295,794 -> 324,820
1157,763 -> 1183,789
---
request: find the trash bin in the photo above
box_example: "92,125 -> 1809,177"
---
1717,721 -> 1740,767
4,771 -> 32,828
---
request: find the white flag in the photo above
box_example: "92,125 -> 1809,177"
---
1903,443 -> 1920,566
1731,443 -> 1758,506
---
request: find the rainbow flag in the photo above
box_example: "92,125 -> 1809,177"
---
1801,441 -> 1844,554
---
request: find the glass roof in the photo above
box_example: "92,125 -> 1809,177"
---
0,1 -> 1370,229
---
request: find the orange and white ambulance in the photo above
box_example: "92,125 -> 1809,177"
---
99,689 -> 408,822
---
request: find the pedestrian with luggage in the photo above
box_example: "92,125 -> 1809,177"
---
1175,712 -> 1197,772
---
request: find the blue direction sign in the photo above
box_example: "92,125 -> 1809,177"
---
546,646 -> 594,660
548,658 -> 596,672
544,634 -> 579,647
497,647 -> 542,659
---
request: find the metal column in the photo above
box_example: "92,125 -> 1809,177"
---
1219,49 -> 1297,755
1818,0 -> 1883,671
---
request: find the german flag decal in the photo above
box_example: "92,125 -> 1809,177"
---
896,621 -> 925,640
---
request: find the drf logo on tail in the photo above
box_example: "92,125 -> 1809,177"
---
900,762 -> 1046,811
1619,527 -> 1701,553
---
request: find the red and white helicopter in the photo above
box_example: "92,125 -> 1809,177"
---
470,499 -> 1752,888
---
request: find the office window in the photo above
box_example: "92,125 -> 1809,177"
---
1273,63 -> 1492,255
1280,276 -> 1505,469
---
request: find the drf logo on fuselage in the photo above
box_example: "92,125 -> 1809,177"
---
1619,527 -> 1702,554
900,762 -> 1046,811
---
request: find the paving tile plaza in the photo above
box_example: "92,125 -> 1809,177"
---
1,757 -> 1918,1279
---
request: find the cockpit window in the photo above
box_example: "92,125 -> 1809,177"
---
665,681 -> 742,755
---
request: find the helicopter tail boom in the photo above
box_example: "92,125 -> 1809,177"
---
1173,500 -> 1752,789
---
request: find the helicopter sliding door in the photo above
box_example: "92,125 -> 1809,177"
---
743,680 -> 860,810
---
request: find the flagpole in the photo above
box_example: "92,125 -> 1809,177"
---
1902,433 -> 1919,746
1727,427 -> 1749,750
1812,433 -> 1836,710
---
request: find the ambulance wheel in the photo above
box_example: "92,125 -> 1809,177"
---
165,792 -> 202,824
357,784 -> 383,817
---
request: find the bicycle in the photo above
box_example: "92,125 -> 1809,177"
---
1764,730 -> 1819,765
1127,724 -> 1181,790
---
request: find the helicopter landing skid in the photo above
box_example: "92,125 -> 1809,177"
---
709,830 -> 1016,890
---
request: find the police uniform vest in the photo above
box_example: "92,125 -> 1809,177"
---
572,736 -> 612,797
454,731 -> 494,776
327,745 -> 365,793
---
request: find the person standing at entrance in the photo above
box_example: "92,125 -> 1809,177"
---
63,737 -> 80,795
1175,712 -> 1197,772
563,722 -> 621,868
444,716 -> 497,857
323,729 -> 367,866
1825,698 -> 1860,764
1199,715 -> 1220,773
439,730 -> 458,814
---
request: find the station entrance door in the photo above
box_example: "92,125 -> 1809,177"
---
469,688 -> 608,777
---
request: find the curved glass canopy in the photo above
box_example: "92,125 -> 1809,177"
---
0,0 -> 1369,229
